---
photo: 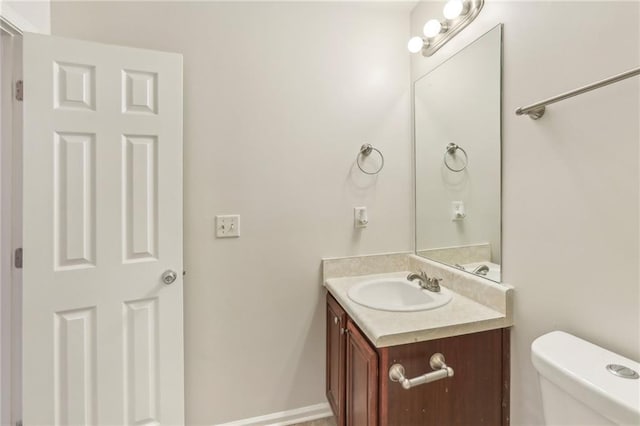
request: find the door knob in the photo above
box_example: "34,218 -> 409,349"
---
162,270 -> 178,285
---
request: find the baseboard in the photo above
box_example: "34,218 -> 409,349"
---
214,402 -> 332,426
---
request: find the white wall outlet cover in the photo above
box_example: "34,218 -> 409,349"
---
216,215 -> 240,238
354,206 -> 368,228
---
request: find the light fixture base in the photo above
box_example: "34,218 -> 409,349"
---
422,0 -> 484,57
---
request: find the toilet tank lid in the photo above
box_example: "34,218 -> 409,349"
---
531,331 -> 640,425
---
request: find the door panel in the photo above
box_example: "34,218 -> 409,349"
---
22,32 -> 183,425
378,329 -> 506,425
326,294 -> 346,425
345,320 -> 377,426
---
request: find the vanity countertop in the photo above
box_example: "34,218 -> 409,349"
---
324,270 -> 513,348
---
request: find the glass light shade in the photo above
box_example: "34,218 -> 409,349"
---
407,36 -> 425,53
423,19 -> 443,38
443,0 -> 467,20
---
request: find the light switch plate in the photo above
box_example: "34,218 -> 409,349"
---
216,215 -> 240,238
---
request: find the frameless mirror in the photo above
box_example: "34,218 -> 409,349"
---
414,24 -> 502,282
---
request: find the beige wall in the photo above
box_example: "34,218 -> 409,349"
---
411,1 -> 639,424
51,2 -> 412,424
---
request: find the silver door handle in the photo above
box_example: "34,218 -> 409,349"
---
162,270 -> 178,285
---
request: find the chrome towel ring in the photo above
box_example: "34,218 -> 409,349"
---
357,144 -> 384,175
444,143 -> 468,172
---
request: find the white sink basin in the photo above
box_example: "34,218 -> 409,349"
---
347,277 -> 453,312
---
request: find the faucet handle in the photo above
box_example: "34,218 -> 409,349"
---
426,277 -> 442,292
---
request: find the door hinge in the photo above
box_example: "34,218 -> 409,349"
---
15,80 -> 23,101
14,248 -> 22,269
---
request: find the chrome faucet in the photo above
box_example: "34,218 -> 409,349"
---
455,263 -> 489,276
407,271 -> 442,293
472,264 -> 490,275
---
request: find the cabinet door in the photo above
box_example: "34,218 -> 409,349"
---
346,319 -> 378,426
326,294 -> 347,425
379,329 -> 508,425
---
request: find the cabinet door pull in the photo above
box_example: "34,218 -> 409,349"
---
334,316 -> 339,325
389,353 -> 454,390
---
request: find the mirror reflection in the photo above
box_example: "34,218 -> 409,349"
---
414,24 -> 502,282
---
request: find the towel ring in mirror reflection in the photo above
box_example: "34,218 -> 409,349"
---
357,144 -> 384,175
444,143 -> 468,172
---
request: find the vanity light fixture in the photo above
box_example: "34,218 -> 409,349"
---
408,0 -> 484,57
423,19 -> 447,38
407,36 -> 426,53
443,0 -> 469,20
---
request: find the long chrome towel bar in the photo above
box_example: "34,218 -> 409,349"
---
515,66 -> 640,119
389,353 -> 454,390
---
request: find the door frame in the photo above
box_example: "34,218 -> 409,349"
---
0,14 -> 23,426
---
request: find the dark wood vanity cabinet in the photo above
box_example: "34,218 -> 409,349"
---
326,293 -> 510,426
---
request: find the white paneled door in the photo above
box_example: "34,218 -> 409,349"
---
22,33 -> 183,425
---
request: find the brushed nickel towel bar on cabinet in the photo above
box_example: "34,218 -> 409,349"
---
516,66 -> 640,120
389,353 -> 455,390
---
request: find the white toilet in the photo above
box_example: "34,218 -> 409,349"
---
531,331 -> 640,425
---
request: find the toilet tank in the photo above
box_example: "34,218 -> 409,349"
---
531,331 -> 640,426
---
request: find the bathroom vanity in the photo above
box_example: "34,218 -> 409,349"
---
319,24 -> 512,425
323,254 -> 513,426
327,293 -> 509,425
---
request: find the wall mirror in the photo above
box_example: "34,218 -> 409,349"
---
414,24 -> 502,282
